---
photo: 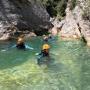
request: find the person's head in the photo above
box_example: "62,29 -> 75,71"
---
42,43 -> 50,50
43,35 -> 46,38
43,35 -> 48,40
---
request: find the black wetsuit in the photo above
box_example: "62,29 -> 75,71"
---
42,49 -> 49,57
39,49 -> 49,57
16,43 -> 25,49
37,49 -> 49,65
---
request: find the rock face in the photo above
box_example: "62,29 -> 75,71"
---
59,7 -> 81,40
73,0 -> 90,46
57,2 -> 81,40
0,0 -> 52,40
53,0 -> 90,43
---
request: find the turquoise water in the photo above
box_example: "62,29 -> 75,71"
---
0,37 -> 90,90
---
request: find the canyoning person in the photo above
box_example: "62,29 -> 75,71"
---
1,34 -> 34,51
16,34 -> 25,49
43,35 -> 49,42
37,43 -> 50,57
41,43 -> 50,57
43,34 -> 54,42
37,42 -> 51,65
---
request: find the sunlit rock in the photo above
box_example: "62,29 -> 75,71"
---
73,1 -> 90,45
59,7 -> 81,40
0,33 -> 10,40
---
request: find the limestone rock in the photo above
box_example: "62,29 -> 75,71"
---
0,0 -> 52,40
59,7 -> 81,40
73,1 -> 90,46
0,33 -> 10,40
25,32 -> 36,39
58,0 -> 90,42
49,26 -> 59,36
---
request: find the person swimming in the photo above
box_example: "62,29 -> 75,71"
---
16,34 -> 25,49
43,35 -> 48,42
43,34 -> 56,43
41,43 -> 50,57
37,43 -> 50,65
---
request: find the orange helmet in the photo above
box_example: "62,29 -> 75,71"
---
42,44 -> 50,50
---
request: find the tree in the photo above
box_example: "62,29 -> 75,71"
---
40,0 -> 68,18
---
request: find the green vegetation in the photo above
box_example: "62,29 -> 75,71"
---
70,0 -> 76,10
40,0 -> 78,19
40,0 -> 68,18
82,0 -> 90,21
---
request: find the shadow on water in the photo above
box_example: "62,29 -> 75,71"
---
36,56 -> 55,67
0,49 -> 33,69
0,37 -> 42,70
0,41 -> 36,69
36,53 -> 65,74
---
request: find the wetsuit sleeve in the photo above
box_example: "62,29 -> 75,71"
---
38,50 -> 43,55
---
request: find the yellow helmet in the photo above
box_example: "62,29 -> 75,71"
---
42,44 -> 50,50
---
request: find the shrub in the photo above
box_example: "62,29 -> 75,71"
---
40,0 -> 68,18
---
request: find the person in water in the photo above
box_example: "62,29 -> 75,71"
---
41,43 -> 50,57
38,42 -> 50,58
43,35 -> 49,42
16,34 -> 25,49
43,33 -> 55,42
37,43 -> 50,65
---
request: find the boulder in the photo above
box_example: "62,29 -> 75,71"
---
59,7 -> 81,40
0,0 -> 52,40
0,33 -> 10,40
73,3 -> 90,46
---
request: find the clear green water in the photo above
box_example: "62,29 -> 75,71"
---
0,37 -> 90,90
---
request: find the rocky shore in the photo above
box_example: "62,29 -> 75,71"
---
50,0 -> 90,46
0,0 -> 90,47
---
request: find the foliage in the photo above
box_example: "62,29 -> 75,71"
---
83,0 -> 90,21
40,0 -> 68,18
70,0 -> 76,10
